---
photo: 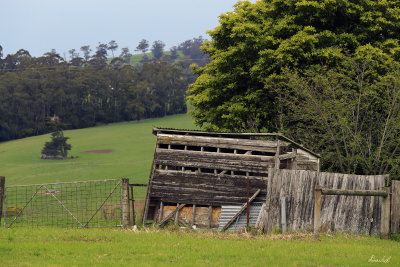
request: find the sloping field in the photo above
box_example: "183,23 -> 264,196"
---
0,113 -> 197,186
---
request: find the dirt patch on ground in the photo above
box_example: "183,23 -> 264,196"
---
82,149 -> 114,154
134,201 -> 145,211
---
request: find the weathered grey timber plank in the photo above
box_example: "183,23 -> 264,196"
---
150,185 -> 263,199
158,204 -> 186,226
158,134 -> 284,148
154,169 -> 268,181
155,158 -> 272,174
380,187 -> 391,239
221,189 -> 261,231
150,189 -> 266,206
152,170 -> 268,190
279,153 -> 296,161
392,181 -> 400,234
156,148 -> 275,162
157,134 -> 284,153
321,188 -> 388,197
151,181 -> 267,196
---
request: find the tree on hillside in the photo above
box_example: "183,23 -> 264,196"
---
188,0 -> 400,178
41,118 -> 72,159
96,42 -> 108,56
151,40 -> 165,59
136,39 -> 149,54
80,45 -> 92,62
169,46 -> 179,60
120,47 -> 132,63
108,40 -> 119,58
68,49 -> 79,61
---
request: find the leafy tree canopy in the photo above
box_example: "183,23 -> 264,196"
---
188,0 -> 400,178
189,0 -> 400,132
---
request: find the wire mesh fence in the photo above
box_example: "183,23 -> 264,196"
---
3,179 -> 126,228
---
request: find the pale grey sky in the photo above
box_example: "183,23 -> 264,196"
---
0,0 -> 250,57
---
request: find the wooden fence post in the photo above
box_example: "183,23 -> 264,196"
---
281,197 -> 287,233
121,178 -> 130,228
314,185 -> 322,237
0,177 -> 5,226
380,187 -> 391,239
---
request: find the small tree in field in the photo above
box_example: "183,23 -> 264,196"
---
41,117 -> 71,159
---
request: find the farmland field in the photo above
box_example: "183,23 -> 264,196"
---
0,228 -> 398,266
0,113 -> 197,187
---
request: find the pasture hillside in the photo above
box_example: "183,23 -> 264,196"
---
0,113 -> 197,187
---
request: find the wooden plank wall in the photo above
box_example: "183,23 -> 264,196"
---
259,169 -> 387,235
392,180 -> 400,234
150,170 -> 267,206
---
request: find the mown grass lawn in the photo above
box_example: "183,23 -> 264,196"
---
0,227 -> 398,266
0,113 -> 197,187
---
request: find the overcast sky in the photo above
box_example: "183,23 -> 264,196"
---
0,0 -> 251,57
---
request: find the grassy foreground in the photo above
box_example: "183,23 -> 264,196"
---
0,113 -> 197,187
0,227 -> 398,266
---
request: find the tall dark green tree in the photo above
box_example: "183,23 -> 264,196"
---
108,40 -> 118,57
151,40 -> 165,59
80,45 -> 91,62
188,0 -> 400,178
136,39 -> 149,54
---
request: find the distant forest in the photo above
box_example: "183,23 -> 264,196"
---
0,37 -> 209,141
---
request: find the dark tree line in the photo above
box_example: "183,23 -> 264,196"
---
0,38 -> 208,141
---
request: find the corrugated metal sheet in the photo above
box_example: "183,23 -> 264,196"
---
218,202 -> 264,231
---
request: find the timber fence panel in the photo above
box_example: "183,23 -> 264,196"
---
261,170 -> 387,235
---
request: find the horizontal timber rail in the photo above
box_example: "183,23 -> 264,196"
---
321,188 -> 388,197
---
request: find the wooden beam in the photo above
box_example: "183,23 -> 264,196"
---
157,201 -> 164,223
281,196 -> 287,233
0,176 -> 5,226
208,205 -> 212,228
174,203 -> 180,224
314,185 -> 322,237
221,189 -> 261,231
191,204 -> 196,228
279,152 -> 296,161
321,188 -> 388,197
275,140 -> 280,170
380,187 -> 391,239
158,204 -> 186,226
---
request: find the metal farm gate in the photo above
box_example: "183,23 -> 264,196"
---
2,179 -> 128,228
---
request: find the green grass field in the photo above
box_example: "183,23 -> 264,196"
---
0,228 -> 398,266
0,113 -> 197,187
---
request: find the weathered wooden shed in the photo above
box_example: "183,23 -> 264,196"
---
142,128 -> 320,229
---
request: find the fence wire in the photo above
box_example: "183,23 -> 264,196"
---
3,179 -> 123,228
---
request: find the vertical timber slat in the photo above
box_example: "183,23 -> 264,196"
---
380,187 -> 391,239
122,178 -> 130,228
392,181 -> 400,234
175,203 -> 180,224
314,185 -> 322,237
0,177 -> 5,226
191,204 -> 196,228
208,205 -> 212,228
158,201 -> 164,223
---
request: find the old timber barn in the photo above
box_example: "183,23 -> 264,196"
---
143,128 -> 320,230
